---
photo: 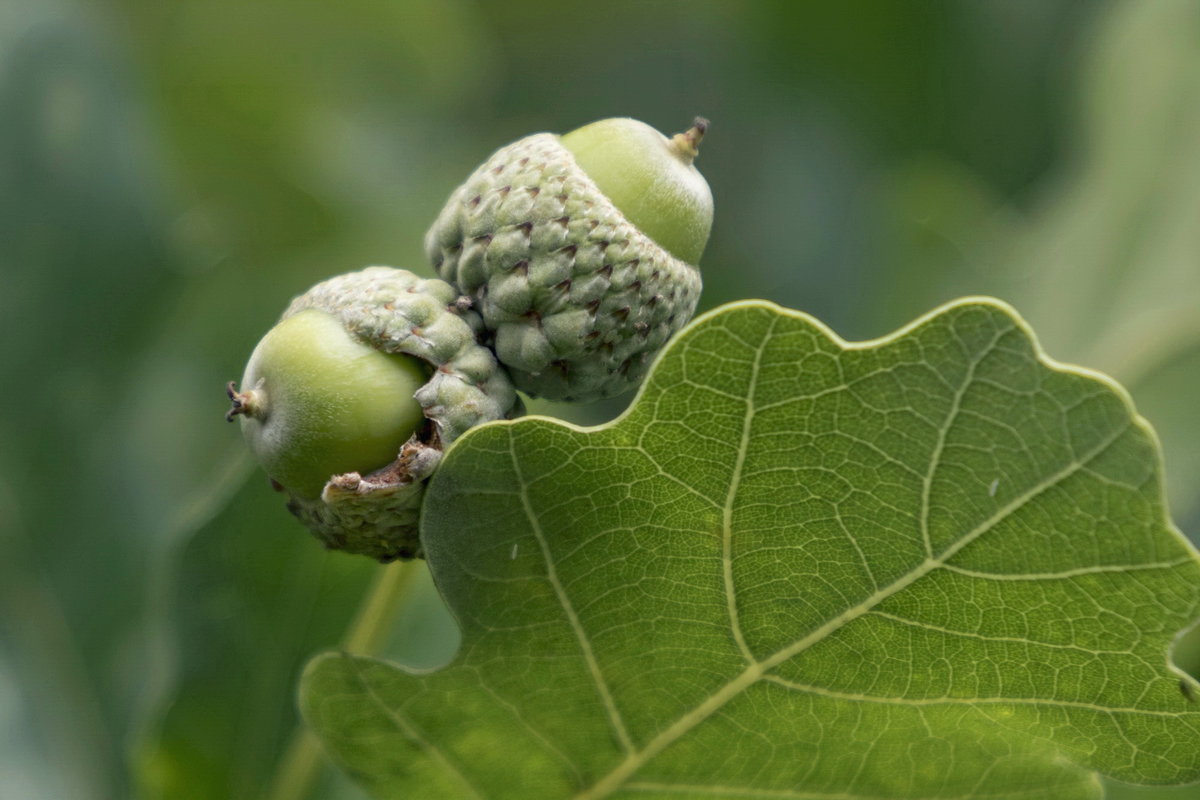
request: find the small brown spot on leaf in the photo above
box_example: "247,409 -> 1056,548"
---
612,307 -> 630,321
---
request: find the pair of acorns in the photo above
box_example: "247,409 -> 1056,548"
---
227,117 -> 713,561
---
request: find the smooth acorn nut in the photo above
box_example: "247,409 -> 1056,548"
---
426,117 -> 712,402
231,308 -> 429,501
227,267 -> 522,561
560,117 -> 712,265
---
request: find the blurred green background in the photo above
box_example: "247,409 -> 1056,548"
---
2,1 -> 1198,798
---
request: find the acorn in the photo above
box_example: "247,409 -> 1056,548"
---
425,117 -> 713,402
227,267 -> 522,561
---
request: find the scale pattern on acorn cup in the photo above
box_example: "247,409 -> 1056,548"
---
425,133 -> 703,401
286,267 -> 518,444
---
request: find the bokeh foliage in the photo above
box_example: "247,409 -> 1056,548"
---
1,1 -> 1196,798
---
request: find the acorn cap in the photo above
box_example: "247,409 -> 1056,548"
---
425,133 -> 703,402
276,266 -> 522,561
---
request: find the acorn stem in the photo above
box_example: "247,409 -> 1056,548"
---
266,561 -> 419,800
669,116 -> 709,163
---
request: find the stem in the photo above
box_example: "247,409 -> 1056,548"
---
266,560 -> 419,800
341,560 -> 420,655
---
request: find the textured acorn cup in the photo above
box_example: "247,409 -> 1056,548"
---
227,267 -> 522,561
425,117 -> 712,402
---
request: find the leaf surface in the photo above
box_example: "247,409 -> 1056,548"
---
303,299 -> 1200,799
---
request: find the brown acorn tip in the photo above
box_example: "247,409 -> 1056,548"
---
670,117 -> 709,162
225,380 -> 264,422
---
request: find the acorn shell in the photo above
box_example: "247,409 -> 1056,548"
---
425,133 -> 703,402
277,266 -> 522,561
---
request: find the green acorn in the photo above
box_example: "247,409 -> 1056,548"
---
426,117 -> 713,402
227,267 -> 521,561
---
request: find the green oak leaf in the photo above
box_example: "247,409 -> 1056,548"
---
302,299 -> 1200,799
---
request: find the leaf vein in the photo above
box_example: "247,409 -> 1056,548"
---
344,657 -> 486,799
509,437 -> 636,756
575,417 -> 1132,798
920,325 -> 1008,557
939,558 -> 1193,582
761,674 -> 1196,718
724,316 -> 777,664
867,610 -> 1142,657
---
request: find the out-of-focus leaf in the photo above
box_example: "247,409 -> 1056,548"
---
873,155 -> 1022,328
743,0 -> 1093,194
303,299 -> 1200,798
108,0 -> 498,271
1004,0 -> 1200,524
131,466 -> 461,800
870,0 -> 1200,533
0,6 -> 179,798
132,476 -> 379,800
